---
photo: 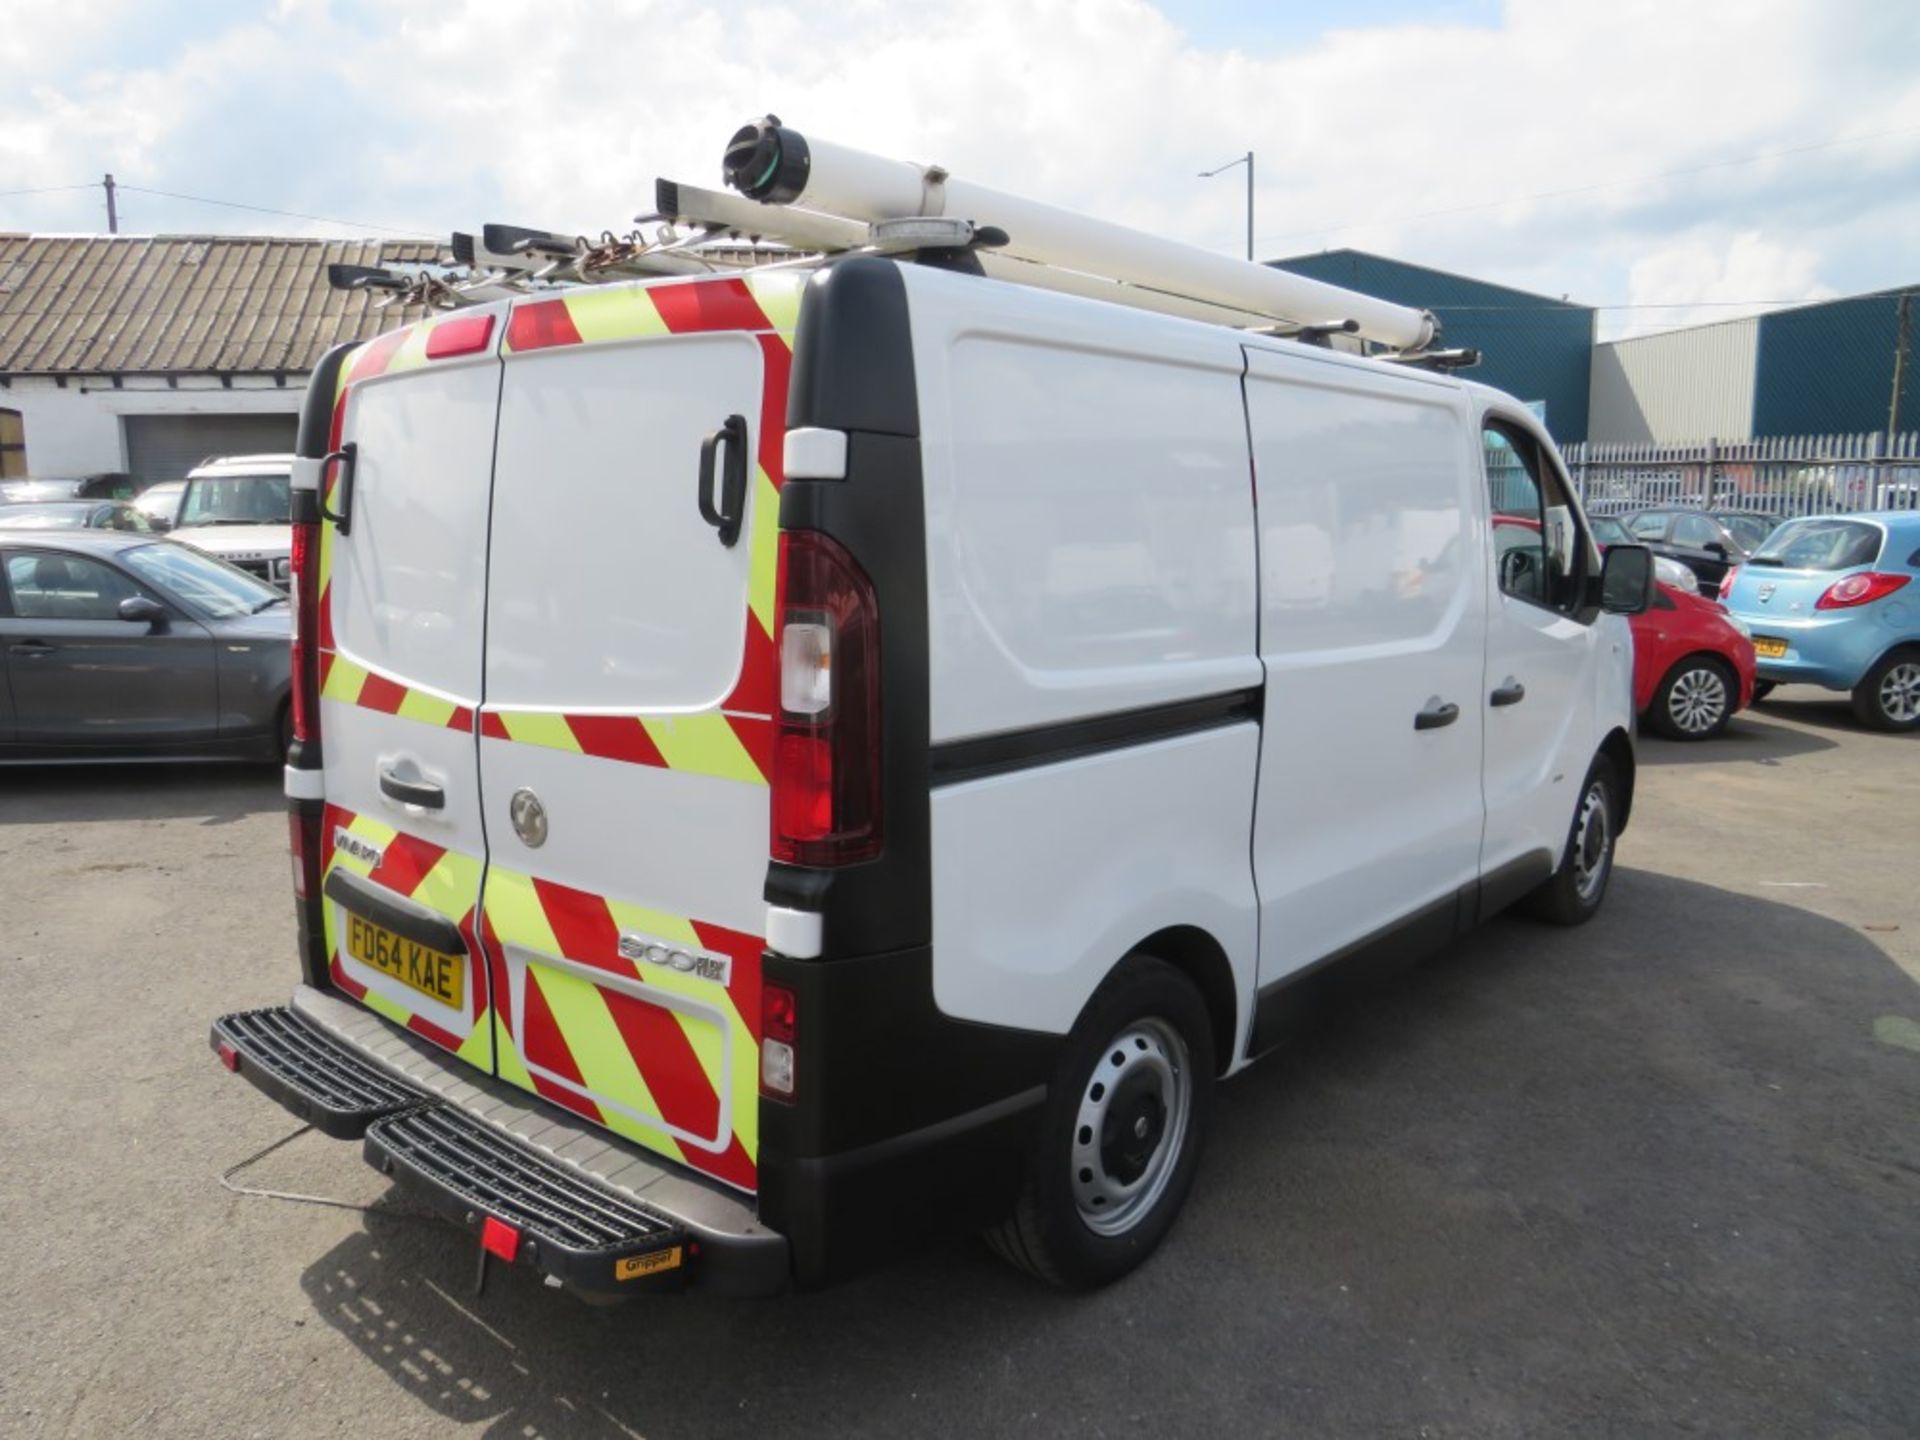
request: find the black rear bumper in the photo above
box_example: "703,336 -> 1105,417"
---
211,999 -> 787,1298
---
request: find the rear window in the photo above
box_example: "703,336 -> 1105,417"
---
1750,519 -> 1882,571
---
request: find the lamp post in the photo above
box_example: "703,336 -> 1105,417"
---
1198,151 -> 1254,262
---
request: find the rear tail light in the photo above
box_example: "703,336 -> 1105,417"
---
771,530 -> 882,866
760,983 -> 798,1100
1718,565 -> 1738,597
1815,571 -> 1910,609
289,516 -> 321,746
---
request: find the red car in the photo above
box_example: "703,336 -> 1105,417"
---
1494,515 -> 1755,739
1631,581 -> 1757,740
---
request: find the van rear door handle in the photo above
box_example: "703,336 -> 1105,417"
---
1414,700 -> 1459,730
378,766 -> 445,811
1490,680 -> 1527,707
696,413 -> 748,547
9,641 -> 54,657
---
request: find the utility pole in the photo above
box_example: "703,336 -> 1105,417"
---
1891,289 -> 1912,441
1199,151 -> 1255,262
103,173 -> 118,235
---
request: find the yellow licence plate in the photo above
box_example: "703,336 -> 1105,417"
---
1752,636 -> 1789,658
346,913 -> 465,1010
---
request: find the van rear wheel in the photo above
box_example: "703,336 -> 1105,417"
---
1518,756 -> 1618,926
986,956 -> 1214,1289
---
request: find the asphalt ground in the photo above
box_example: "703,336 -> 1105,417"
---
2,687 -> 1916,1439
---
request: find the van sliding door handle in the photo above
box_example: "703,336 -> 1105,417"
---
696,414 -> 749,547
1490,680 -> 1527,707
378,767 -> 445,810
1414,700 -> 1460,730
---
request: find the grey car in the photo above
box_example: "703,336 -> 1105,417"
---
0,531 -> 291,763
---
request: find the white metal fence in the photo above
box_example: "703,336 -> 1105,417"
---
1563,431 -> 1920,518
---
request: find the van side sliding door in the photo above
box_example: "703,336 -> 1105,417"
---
1243,348 -> 1487,1005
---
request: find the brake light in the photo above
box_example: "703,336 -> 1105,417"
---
425,312 -> 496,360
1815,571 -> 1911,609
289,517 -> 321,746
1718,566 -> 1738,596
760,983 -> 798,1100
771,530 -> 882,866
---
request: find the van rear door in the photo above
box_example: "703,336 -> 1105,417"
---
475,274 -> 802,1193
316,315 -> 504,1069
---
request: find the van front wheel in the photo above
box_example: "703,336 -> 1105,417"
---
986,956 -> 1214,1289
1518,757 -> 1618,926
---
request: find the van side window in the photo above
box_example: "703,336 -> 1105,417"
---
1483,419 -> 1584,614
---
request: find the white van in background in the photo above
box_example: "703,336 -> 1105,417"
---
212,168 -> 1653,1300
170,453 -> 294,589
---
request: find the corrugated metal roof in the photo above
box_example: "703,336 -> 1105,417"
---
0,234 -> 440,376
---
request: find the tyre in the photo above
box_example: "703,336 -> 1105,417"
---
1518,756 -> 1618,926
1648,654 -> 1736,740
1850,648 -> 1920,732
986,955 -> 1214,1289
1751,680 -> 1776,703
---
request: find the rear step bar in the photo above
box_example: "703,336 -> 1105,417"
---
211,1007 -> 427,1138
365,1106 -> 689,1295
211,999 -> 789,1297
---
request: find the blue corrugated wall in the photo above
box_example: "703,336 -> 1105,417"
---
1270,250 -> 1596,443
1752,290 -> 1916,438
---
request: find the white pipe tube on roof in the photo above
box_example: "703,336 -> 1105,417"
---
720,117 -> 1437,350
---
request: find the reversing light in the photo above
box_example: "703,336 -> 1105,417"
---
760,984 -> 798,1100
1815,572 -> 1910,610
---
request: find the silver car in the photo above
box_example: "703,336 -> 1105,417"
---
0,531 -> 291,762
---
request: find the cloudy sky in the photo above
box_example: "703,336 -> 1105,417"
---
4,0 -> 1916,338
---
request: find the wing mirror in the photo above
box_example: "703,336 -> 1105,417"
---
1599,544 -> 1655,615
118,595 -> 169,631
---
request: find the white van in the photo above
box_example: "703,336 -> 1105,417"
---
214,241 -> 1652,1298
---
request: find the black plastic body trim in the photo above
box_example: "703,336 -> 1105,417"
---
322,866 -> 467,957
930,688 -> 1262,787
1246,847 -> 1555,1057
759,945 -> 1059,1288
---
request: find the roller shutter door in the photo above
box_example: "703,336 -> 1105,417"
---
123,413 -> 299,484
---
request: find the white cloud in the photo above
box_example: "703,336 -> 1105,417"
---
1617,232 -> 1839,340
2,0 -> 1917,329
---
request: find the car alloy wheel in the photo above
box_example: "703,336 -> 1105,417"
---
1667,664 -> 1729,735
1879,660 -> 1920,725
1070,1017 -> 1192,1237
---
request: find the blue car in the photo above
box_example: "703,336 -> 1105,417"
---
1720,511 -> 1920,731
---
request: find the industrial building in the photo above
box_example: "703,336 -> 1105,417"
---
1589,287 -> 1916,443
1270,249 -> 1597,443
0,235 -> 433,481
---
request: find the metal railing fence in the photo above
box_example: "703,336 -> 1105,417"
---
1561,431 -> 1920,518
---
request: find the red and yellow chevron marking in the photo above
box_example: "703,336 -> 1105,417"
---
319,803 -> 491,1064
482,863 -> 764,1192
477,708 -> 772,785
319,650 -> 476,733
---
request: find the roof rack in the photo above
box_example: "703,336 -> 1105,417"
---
323,115 -> 1456,363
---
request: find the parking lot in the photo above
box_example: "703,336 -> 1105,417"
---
2,691 -> 1916,1439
